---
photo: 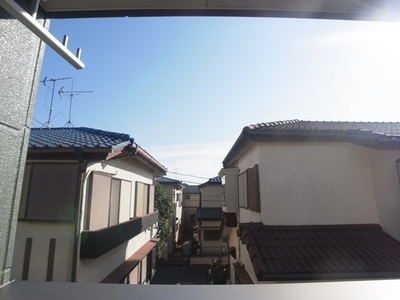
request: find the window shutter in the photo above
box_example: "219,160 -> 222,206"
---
238,172 -> 247,208
135,182 -> 145,217
88,173 -> 111,230
247,165 -> 260,212
148,185 -> 155,213
119,180 -> 132,222
109,179 -> 121,226
26,163 -> 79,221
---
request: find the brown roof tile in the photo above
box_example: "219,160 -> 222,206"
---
238,223 -> 400,281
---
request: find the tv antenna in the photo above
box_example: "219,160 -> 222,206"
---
58,79 -> 93,127
40,76 -> 71,128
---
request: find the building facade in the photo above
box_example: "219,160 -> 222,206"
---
11,127 -> 166,283
220,120 -> 400,283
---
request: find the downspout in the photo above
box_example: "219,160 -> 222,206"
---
71,164 -> 85,282
71,149 -> 90,282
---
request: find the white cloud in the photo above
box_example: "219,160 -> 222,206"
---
146,141 -> 233,184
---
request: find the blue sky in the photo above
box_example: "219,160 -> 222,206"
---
33,17 -> 400,183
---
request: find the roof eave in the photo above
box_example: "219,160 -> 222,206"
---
223,130 -> 400,167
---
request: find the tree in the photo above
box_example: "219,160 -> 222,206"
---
154,181 -> 175,258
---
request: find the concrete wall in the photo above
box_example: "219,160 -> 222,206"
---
0,5 -> 48,285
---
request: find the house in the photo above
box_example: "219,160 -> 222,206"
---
155,177 -> 184,258
11,127 -> 166,284
195,176 -> 226,258
182,184 -> 201,234
219,120 -> 400,283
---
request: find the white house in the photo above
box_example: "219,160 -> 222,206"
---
220,120 -> 400,284
11,127 -> 166,284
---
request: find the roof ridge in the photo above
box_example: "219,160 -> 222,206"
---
80,127 -> 132,142
243,119 -> 300,132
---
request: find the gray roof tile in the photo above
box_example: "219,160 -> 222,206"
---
244,120 -> 400,137
29,127 -> 133,150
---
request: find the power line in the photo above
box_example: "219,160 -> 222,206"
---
166,170 -> 209,180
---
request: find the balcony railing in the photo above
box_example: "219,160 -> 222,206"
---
80,211 -> 158,259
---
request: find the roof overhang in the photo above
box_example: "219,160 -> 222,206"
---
223,130 -> 400,167
38,0 -> 400,21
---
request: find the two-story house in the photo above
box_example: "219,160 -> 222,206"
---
11,127 -> 166,284
155,177 -> 184,258
182,184 -> 200,234
220,120 -> 400,284
195,177 -> 226,258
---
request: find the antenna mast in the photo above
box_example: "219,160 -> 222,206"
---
41,76 -> 71,128
58,79 -> 93,127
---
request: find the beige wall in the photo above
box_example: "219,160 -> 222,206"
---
11,222 -> 75,282
77,157 -> 156,281
78,229 -> 153,282
13,155 -> 157,283
81,157 -> 154,231
368,149 -> 400,240
239,143 -> 382,226
200,185 -> 222,208
228,142 -> 400,284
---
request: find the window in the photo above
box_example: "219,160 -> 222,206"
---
86,172 -> 132,230
135,182 -> 154,217
19,163 -> 79,221
238,165 -> 260,212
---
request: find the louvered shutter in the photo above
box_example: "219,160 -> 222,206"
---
247,165 -> 260,212
88,173 -> 111,230
26,163 -> 79,221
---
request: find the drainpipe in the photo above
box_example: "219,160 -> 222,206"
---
71,149 -> 89,282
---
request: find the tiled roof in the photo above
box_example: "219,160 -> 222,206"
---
238,223 -> 400,281
197,208 -> 223,221
244,120 -> 400,137
199,176 -> 222,188
29,127 -> 133,150
183,184 -> 200,194
156,177 -> 182,184
223,120 -> 400,167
